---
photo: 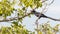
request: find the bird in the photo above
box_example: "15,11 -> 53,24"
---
31,9 -> 60,21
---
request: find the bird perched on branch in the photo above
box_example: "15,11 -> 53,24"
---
31,9 -> 60,21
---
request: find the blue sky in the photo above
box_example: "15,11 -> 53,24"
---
0,0 -> 60,32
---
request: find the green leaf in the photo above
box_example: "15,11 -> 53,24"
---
39,2 -> 42,7
18,18 -> 23,23
22,7 -> 25,10
12,21 -> 18,26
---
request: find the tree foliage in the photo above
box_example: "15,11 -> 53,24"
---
0,22 -> 60,34
0,0 -> 60,34
0,0 -> 15,18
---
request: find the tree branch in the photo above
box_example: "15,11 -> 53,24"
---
0,13 -> 31,22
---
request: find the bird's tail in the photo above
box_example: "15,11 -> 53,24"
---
43,15 -> 60,21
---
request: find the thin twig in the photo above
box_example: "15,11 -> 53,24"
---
35,0 -> 54,34
48,0 -> 54,5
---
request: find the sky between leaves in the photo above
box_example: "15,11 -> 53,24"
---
0,0 -> 60,32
